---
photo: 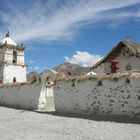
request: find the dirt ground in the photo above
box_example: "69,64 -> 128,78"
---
0,106 -> 140,140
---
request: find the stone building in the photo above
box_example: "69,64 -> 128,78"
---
0,32 -> 27,83
92,40 -> 140,74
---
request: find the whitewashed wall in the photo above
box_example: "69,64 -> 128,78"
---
4,48 -> 13,63
4,48 -> 25,64
0,47 -> 27,83
0,81 -> 42,110
3,64 -> 27,83
17,50 -> 25,65
54,73 -> 140,118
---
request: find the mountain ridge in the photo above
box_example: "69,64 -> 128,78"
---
53,62 -> 90,76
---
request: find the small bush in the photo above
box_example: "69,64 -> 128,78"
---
71,80 -> 75,87
97,80 -> 102,86
125,78 -> 130,84
113,77 -> 119,81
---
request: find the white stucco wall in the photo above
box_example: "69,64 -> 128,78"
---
3,64 -> 27,83
0,47 -> 27,83
54,73 -> 140,118
0,82 -> 42,110
4,48 -> 13,63
4,48 -> 25,64
17,50 -> 25,64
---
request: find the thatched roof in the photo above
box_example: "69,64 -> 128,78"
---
92,40 -> 140,69
0,81 -> 32,88
57,71 -> 140,82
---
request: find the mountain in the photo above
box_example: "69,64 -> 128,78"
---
53,62 -> 90,76
27,71 -> 39,81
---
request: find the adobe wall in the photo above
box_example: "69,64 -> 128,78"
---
0,81 -> 42,110
54,72 -> 140,119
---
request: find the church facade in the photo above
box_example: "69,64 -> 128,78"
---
0,32 -> 27,83
92,40 -> 140,74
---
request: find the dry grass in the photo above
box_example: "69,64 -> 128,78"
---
57,72 -> 140,82
0,81 -> 33,88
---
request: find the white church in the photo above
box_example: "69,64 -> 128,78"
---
0,32 -> 27,83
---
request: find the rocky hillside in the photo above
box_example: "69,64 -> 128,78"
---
53,62 -> 90,76
27,71 -> 39,81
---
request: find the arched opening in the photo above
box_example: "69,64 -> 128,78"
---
37,76 -> 55,112
13,51 -> 17,64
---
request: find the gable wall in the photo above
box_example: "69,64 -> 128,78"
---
93,63 -> 105,74
94,47 -> 140,74
116,53 -> 140,72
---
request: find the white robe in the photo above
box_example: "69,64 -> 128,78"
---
37,82 -> 54,110
38,84 -> 47,110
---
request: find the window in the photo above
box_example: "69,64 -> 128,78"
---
13,51 -> 17,64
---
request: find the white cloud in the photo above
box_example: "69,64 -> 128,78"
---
28,60 -> 34,64
34,66 -> 40,70
0,0 -> 140,43
65,51 -> 103,67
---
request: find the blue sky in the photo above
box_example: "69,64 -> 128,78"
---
0,0 -> 140,73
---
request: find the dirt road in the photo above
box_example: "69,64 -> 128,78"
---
0,106 -> 139,140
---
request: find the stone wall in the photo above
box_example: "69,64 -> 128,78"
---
54,72 -> 140,119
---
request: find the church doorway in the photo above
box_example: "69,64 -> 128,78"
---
37,76 -> 55,112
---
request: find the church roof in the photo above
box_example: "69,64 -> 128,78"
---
0,37 -> 17,46
0,32 -> 25,50
92,40 -> 140,69
0,32 -> 17,46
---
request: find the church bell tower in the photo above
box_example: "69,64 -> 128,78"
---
0,32 -> 27,83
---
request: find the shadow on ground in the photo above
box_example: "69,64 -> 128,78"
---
1,105 -> 140,124
37,110 -> 140,124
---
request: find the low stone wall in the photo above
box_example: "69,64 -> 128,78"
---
54,72 -> 140,120
0,81 -> 42,110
